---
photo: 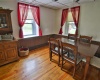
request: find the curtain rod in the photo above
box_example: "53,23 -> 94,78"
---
18,1 -> 34,6
18,1 -> 40,7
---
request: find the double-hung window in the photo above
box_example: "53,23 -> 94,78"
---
22,7 -> 38,38
64,11 -> 76,35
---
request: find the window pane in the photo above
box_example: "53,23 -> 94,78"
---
68,22 -> 76,34
23,24 -> 33,35
25,20 -> 33,23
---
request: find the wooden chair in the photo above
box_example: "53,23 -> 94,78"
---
60,41 -> 83,77
48,38 -> 60,65
80,35 -> 92,62
79,35 -> 92,44
68,34 -> 77,41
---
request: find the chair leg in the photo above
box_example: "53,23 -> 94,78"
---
73,66 -> 76,77
58,55 -> 60,66
49,49 -> 51,60
50,51 -> 52,61
98,70 -> 100,80
61,57 -> 63,70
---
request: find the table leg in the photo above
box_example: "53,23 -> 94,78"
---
83,57 -> 91,80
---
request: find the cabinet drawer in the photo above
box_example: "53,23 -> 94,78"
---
4,43 -> 16,48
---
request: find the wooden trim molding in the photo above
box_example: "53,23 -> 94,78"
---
17,34 -> 100,58
17,34 -> 54,50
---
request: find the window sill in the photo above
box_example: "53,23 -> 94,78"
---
24,35 -> 38,38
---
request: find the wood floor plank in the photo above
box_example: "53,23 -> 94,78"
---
0,46 -> 99,80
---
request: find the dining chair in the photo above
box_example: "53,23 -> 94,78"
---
79,35 -> 92,44
48,38 -> 60,65
60,41 -> 83,77
80,35 -> 92,61
80,35 -> 92,67
68,34 -> 77,41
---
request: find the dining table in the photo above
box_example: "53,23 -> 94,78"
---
57,37 -> 99,80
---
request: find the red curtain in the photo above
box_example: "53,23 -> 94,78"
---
71,6 -> 80,36
18,2 -> 29,38
30,5 -> 42,36
59,9 -> 69,34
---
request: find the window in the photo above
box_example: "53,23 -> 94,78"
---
63,11 -> 76,35
23,19 -> 36,36
68,22 -> 76,34
22,8 -> 38,38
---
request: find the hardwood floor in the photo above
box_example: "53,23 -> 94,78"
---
0,46 -> 99,80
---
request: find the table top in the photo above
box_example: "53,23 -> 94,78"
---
58,38 -> 99,57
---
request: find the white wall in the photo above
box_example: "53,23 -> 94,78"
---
0,0 -> 57,39
79,1 -> 100,41
56,1 -> 100,41
55,9 -> 62,34
40,7 -> 57,35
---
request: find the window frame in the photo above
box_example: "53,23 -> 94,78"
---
22,19 -> 36,37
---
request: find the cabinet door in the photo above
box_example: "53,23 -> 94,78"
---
0,50 -> 6,63
0,13 -> 8,28
5,48 -> 17,60
0,9 -> 12,34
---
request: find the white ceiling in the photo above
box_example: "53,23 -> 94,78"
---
18,0 -> 95,9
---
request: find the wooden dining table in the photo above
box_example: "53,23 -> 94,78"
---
57,37 -> 99,80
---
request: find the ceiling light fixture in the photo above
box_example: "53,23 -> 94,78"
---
52,0 -> 58,2
75,0 -> 80,2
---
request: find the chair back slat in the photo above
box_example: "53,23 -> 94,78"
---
68,34 -> 77,41
49,38 -> 60,50
79,35 -> 92,44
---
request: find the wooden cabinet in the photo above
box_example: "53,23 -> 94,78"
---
0,50 -> 6,63
0,9 -> 13,34
0,41 -> 19,66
